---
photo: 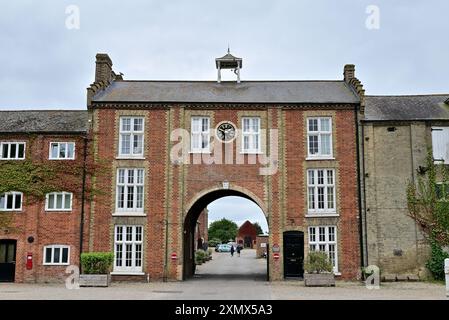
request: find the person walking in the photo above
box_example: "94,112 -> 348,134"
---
230,245 -> 235,257
236,245 -> 241,257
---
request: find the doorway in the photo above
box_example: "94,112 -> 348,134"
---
283,231 -> 304,278
0,240 -> 17,282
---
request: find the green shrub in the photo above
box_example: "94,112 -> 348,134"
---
195,250 -> 207,265
81,252 -> 114,274
304,251 -> 333,274
208,238 -> 221,247
426,238 -> 449,280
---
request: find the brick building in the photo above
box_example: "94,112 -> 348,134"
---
85,53 -> 361,281
0,111 -> 89,282
236,220 -> 258,248
4,53 -> 446,283
360,95 -> 449,278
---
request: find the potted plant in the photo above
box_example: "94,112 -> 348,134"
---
79,252 -> 114,287
303,251 -> 335,287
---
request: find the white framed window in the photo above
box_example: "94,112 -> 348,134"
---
43,245 -> 70,265
307,117 -> 333,158
191,117 -> 210,153
0,142 -> 26,160
45,192 -> 72,211
307,169 -> 336,214
114,225 -> 143,273
0,192 -> 23,211
431,127 -> 449,164
241,117 -> 261,153
309,226 -> 338,272
116,168 -> 144,213
119,117 -> 144,157
49,142 -> 75,160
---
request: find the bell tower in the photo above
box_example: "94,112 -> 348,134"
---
215,47 -> 243,83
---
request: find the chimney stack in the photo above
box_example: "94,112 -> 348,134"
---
343,64 -> 355,83
95,53 -> 113,83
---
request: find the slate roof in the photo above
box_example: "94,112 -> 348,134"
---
92,80 -> 360,105
364,95 -> 449,121
0,110 -> 89,133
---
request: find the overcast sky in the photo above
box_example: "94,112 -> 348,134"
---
207,197 -> 268,234
1,1 -> 447,229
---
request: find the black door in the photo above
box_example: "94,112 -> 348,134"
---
283,231 -> 304,278
0,240 -> 17,282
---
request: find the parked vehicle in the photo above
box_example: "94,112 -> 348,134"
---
217,244 -> 232,252
215,244 -> 220,252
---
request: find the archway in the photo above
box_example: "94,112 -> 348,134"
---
183,187 -> 269,280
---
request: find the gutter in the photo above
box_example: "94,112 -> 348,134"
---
354,105 -> 366,270
79,135 -> 88,272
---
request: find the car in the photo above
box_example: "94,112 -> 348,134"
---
217,244 -> 232,252
215,244 -> 220,252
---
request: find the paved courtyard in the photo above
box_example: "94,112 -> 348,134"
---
0,250 -> 447,300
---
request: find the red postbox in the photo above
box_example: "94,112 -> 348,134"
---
26,253 -> 33,270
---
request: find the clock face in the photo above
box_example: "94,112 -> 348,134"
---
216,122 -> 236,142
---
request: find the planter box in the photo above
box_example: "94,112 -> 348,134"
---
79,274 -> 111,287
304,273 -> 335,287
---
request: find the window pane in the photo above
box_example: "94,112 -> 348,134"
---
62,248 -> 69,263
115,244 -> 122,267
116,226 -> 123,241
318,187 -> 325,209
135,227 -> 142,242
133,118 -> 143,131
48,194 -> 54,209
53,247 -> 60,263
309,227 -> 316,242
127,186 -> 134,208
327,170 -> 334,184
56,194 -> 63,209
201,133 -> 209,149
137,169 -> 144,184
121,134 -> 131,154
308,119 -> 318,132
319,227 -> 326,242
118,186 -> 124,209
308,170 -> 314,185
327,187 -> 334,209
309,135 -> 318,154
14,193 -> 21,209
64,194 -> 71,209
244,135 -> 249,150
320,118 -> 330,131
133,135 -> 143,154
192,133 -> 200,149
125,244 -> 132,267
18,144 -> 25,158
1,144 -> 8,158
67,143 -> 74,159
45,248 -> 52,263
6,194 -> 13,209
321,134 -> 331,155
192,118 -> 200,132
317,170 -> 324,185
59,143 -> 66,158
308,187 -> 315,209
121,118 -> 131,131
0,195 -> 5,209
126,227 -> 133,241
51,143 -> 58,159
202,118 -> 209,132
10,143 -> 17,158
127,170 -> 134,184
136,186 -> 143,209
328,227 -> 335,242
252,118 -> 259,132
243,119 -> 250,132
135,244 -> 142,267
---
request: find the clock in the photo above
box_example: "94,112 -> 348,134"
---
216,122 -> 236,142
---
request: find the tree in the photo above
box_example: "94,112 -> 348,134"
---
253,222 -> 264,235
208,218 -> 238,243
407,150 -> 449,279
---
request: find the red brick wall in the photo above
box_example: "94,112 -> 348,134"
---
0,134 -> 88,283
